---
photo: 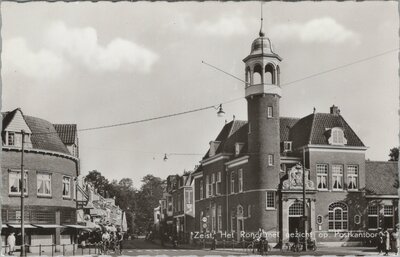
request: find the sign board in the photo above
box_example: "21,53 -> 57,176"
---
202,217 -> 207,223
202,223 -> 207,229
16,211 -> 21,220
77,201 -> 88,209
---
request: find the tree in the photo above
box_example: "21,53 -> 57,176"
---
389,147 -> 399,161
84,170 -> 111,196
134,174 -> 165,233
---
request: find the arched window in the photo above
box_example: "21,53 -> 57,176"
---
253,64 -> 263,85
328,202 -> 348,231
265,63 -> 275,84
245,66 -> 251,87
289,202 -> 303,217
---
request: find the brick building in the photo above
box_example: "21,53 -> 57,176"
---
1,108 -> 80,249
192,29 -> 398,246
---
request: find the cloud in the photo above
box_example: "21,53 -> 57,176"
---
270,17 -> 360,45
195,16 -> 247,37
44,22 -> 159,73
3,21 -> 159,79
3,38 -> 68,80
166,14 -> 247,37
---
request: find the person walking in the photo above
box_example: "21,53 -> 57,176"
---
210,231 -> 217,250
378,229 -> 384,254
7,232 -> 16,255
384,229 -> 390,256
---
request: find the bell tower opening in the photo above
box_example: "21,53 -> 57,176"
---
265,63 -> 275,85
253,64 -> 263,85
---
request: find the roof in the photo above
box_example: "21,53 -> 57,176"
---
54,124 -> 77,145
2,109 -> 71,155
365,161 -> 398,195
200,109 -> 365,161
290,113 -> 365,149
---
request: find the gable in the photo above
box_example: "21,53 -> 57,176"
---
4,109 -> 32,134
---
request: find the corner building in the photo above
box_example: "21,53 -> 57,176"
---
193,30 -> 398,246
1,108 -> 80,250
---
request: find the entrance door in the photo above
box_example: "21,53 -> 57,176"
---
288,217 -> 302,242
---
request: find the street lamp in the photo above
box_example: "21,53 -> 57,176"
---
216,104 -> 225,117
20,130 -> 26,257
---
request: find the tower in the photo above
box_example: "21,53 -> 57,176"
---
243,18 -> 282,229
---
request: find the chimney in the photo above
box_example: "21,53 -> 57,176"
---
330,105 -> 340,115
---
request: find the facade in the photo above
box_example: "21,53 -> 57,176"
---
1,108 -> 80,248
76,177 -> 127,232
154,173 -> 195,242
191,29 -> 399,246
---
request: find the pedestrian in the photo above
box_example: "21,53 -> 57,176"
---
7,232 -> 16,255
391,228 -> 397,254
378,229 -> 384,254
210,231 -> 217,250
384,229 -> 390,256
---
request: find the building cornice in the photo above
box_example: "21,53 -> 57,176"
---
225,156 -> 249,169
298,144 -> 368,153
365,195 -> 399,199
200,153 -> 232,166
3,146 -> 79,162
192,172 -> 203,179
280,156 -> 301,164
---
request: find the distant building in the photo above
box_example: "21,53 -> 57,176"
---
1,108 -> 79,249
76,178 -> 127,232
154,173 -> 195,242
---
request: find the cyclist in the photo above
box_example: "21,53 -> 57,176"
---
116,228 -> 123,254
101,230 -> 110,253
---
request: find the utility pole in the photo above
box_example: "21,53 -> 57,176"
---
20,130 -> 26,257
302,148 -> 307,251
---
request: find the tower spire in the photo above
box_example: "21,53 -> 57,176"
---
259,1 -> 265,37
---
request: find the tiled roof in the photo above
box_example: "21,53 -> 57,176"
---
200,110 -> 365,160
365,161 -> 398,195
24,116 -> 70,154
54,124 -> 77,145
2,110 -> 70,155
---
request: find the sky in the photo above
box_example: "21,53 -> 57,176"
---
2,2 -> 398,188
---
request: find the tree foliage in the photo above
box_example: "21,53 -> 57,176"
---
84,170 -> 164,234
389,147 -> 399,161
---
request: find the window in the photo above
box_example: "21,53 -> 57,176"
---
167,196 -> 173,212
317,215 -> 323,225
384,205 -> 394,229
368,205 -> 378,229
37,173 -> 51,196
238,169 -> 243,192
210,173 -> 215,196
230,171 -> 235,194
267,106 -> 273,118
62,176 -> 71,198
207,175 -> 211,197
347,165 -> 358,190
235,143 -> 244,156
9,171 -> 28,195
266,191 -> 275,209
354,215 -> 361,225
332,165 -> 343,190
268,154 -> 274,166
248,205 -> 251,218
289,202 -> 303,216
8,132 -> 15,146
283,141 -> 292,152
199,179 -> 203,200
328,202 -> 348,231
216,172 -> 222,195
329,127 -> 347,145
317,164 -> 328,190
217,205 -> 222,231
211,204 -> 216,231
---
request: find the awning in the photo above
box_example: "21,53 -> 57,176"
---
2,224 -> 7,228
7,224 -> 35,229
32,224 -> 64,228
64,225 -> 88,229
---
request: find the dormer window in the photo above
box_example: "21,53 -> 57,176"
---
3,131 -> 32,148
235,143 -> 244,156
283,141 -> 292,152
328,127 -> 347,145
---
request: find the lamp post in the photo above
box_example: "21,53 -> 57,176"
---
20,130 -> 26,257
302,149 -> 307,251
